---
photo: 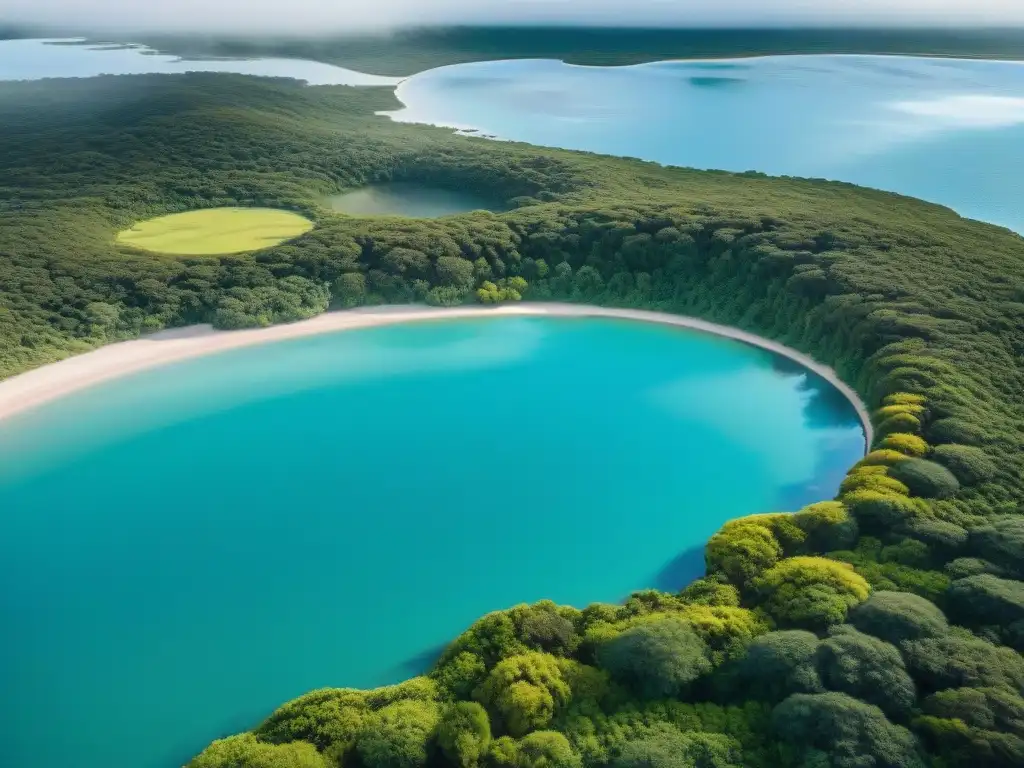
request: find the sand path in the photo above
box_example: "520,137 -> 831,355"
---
0,303 -> 873,446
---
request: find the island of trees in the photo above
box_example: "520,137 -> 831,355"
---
1,69 -> 1022,768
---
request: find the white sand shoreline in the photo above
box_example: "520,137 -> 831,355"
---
0,303 -> 873,446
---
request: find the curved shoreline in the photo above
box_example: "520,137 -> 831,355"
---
0,303 -> 873,446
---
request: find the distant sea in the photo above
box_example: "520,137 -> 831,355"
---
2,37 -> 1022,231
385,54 -> 1024,233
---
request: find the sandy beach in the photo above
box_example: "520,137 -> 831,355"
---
0,303 -> 873,446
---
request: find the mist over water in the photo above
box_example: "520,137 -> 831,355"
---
6,0 -> 1024,35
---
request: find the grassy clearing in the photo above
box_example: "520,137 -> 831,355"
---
117,207 -> 313,255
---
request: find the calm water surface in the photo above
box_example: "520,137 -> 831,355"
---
0,38 -> 400,86
326,182 -> 509,218
0,317 -> 863,768
385,55 -> 1024,231
5,41 -> 1024,230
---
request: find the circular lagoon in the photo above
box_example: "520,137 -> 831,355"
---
325,182 -> 509,218
0,316 -> 864,768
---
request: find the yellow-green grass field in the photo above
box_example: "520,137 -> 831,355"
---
117,207 -> 314,255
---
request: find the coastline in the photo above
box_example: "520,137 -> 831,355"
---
0,302 -> 874,446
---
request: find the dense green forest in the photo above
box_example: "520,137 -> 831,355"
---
1,71 -> 1024,768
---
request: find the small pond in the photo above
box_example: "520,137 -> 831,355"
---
325,182 -> 509,218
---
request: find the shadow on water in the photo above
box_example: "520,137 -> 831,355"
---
651,544 -> 707,592
688,76 -> 745,88
388,642 -> 449,679
775,452 -> 855,513
768,355 -> 862,431
771,354 -> 866,511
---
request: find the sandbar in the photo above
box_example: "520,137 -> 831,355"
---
0,303 -> 873,446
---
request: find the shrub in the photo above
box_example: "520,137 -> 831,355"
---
931,444 -> 997,486
791,501 -> 858,552
518,731 -> 582,768
610,727 -> 742,768
842,489 -> 923,530
904,518 -> 968,555
754,557 -> 870,629
883,393 -> 927,407
188,734 -> 327,768
912,715 -> 1024,768
356,700 -> 440,768
946,575 -> 1024,637
889,459 -> 961,499
572,266 -> 604,299
434,652 -> 488,700
839,470 -> 911,496
969,517 -> 1024,578
679,576 -> 741,608
489,736 -> 521,768
879,433 -> 930,457
439,612 -> 528,669
816,625 -> 917,719
728,630 -> 823,702
705,519 -> 782,585
877,413 -> 924,437
556,659 -> 610,706
478,653 -> 570,736
515,603 -> 579,656
332,272 -> 367,308
853,449 -> 911,469
438,702 -> 491,768
673,604 -> 769,664
435,256 -> 475,289
848,591 -> 948,645
772,692 -> 924,768
596,617 -> 712,699
923,687 -> 1024,736
213,277 -> 330,329
477,279 -> 527,304
425,285 -> 467,306
945,557 -> 1005,580
876,403 -> 927,420
256,688 -> 369,750
903,632 -> 1024,693
928,417 -> 987,446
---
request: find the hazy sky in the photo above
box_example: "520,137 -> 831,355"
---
6,0 -> 1024,35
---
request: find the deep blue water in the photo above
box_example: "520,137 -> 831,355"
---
0,317 -> 864,768
385,55 -> 1024,232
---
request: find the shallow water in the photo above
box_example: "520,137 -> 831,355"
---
385,55 -> 1024,232
0,38 -> 400,86
0,317 -> 863,768
325,182 -> 508,218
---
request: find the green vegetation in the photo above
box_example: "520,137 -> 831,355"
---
116,207 -> 314,255
1,67 -> 1023,768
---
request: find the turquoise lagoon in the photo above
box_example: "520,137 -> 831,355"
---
385,55 -> 1024,232
0,317 -> 864,768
